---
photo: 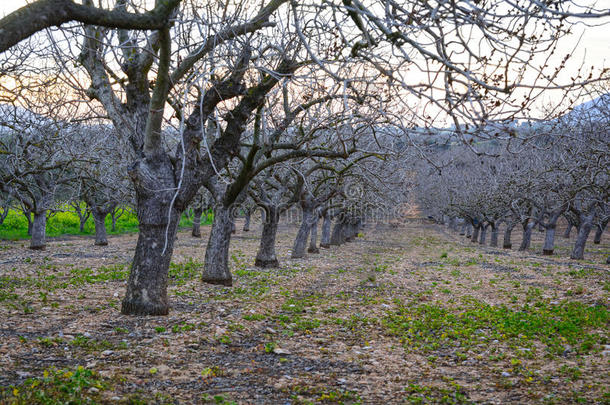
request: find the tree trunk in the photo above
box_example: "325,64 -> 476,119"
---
593,221 -> 607,244
471,225 -> 480,243
459,222 -> 466,236
29,210 -> 47,250
292,208 -> 313,259
503,221 -> 515,249
243,210 -> 251,232
518,221 -> 535,251
490,224 -> 498,247
320,211 -> 331,248
465,223 -> 472,238
23,210 -> 33,236
571,212 -> 594,260
121,204 -> 180,316
255,205 -> 280,268
563,223 -> 572,238
479,224 -> 488,245
542,224 -> 556,255
191,206 -> 203,237
330,216 -> 346,245
230,219 -> 236,234
308,216 -> 319,253
92,210 -> 109,246
201,205 -> 234,285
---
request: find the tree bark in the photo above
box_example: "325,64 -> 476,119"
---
503,221 -> 515,249
320,211 -> 331,248
490,223 -> 499,247
571,212 -> 594,260
593,221 -> 607,244
330,216 -> 346,245
518,221 -> 535,251
292,207 -> 314,259
465,223 -> 472,238
471,224 -> 480,243
255,205 -> 279,268
243,209 -> 251,232
92,209 -> 109,246
542,224 -> 556,255
191,206 -> 203,237
308,215 -> 319,253
29,210 -> 47,250
201,205 -> 234,285
479,224 -> 488,245
563,223 -> 572,238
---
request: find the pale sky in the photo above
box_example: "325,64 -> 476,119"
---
1,0 -> 608,113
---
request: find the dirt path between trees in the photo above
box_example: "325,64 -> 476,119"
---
0,219 -> 608,404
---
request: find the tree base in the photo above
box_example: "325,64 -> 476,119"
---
593,241 -> 600,244
201,276 -> 233,286
503,244 -> 512,249
243,229 -> 249,232
542,249 -> 553,255
94,241 -> 108,246
307,247 -> 320,254
192,232 -> 201,238
255,258 -> 279,268
319,243 -> 330,249
29,245 -> 45,251
121,299 -> 169,316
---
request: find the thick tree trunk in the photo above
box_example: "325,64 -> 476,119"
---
191,206 -> 203,237
542,225 -> 556,255
465,223 -> 472,238
308,216 -> 319,253
503,221 -> 515,249
320,211 -> 331,248
571,213 -> 594,260
459,222 -> 466,236
519,221 -> 535,251
92,210 -> 109,246
490,224 -> 499,247
29,210 -> 47,250
471,225 -> 480,243
330,216 -> 346,245
201,205 -> 233,285
292,208 -> 314,259
255,206 -> 279,268
563,223 -> 572,238
593,221 -> 607,244
243,210 -> 251,232
23,210 -> 33,236
479,224 -> 488,245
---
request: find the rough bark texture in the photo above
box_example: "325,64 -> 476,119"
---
503,222 -> 515,249
519,222 -> 535,251
490,224 -> 498,247
121,156 -> 181,316
191,207 -> 203,238
593,222 -> 606,244
243,210 -> 251,232
563,223 -> 573,238
479,225 -> 488,245
542,224 -> 556,255
320,211 -> 331,248
92,210 -> 109,246
308,216 -> 319,253
471,225 -> 480,243
292,208 -> 314,259
255,206 -> 279,268
29,210 -> 47,250
201,205 -> 234,285
571,213 -> 594,260
465,223 -> 472,238
330,217 -> 346,246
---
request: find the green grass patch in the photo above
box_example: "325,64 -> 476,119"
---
1,366 -> 108,404
383,297 -> 608,356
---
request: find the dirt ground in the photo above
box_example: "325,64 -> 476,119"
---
0,219 -> 608,404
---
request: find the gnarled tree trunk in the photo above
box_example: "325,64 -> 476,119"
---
30,209 -> 47,250
330,215 -> 346,246
519,221 -> 535,251
320,211 -> 331,248
593,220 -> 607,244
243,209 -> 251,232
489,223 -> 498,247
92,209 -> 109,246
479,224 -> 488,245
308,215 -> 319,253
191,206 -> 203,237
292,207 -> 314,259
201,205 -> 234,285
503,221 -> 515,249
571,212 -> 595,260
255,205 -> 280,268
471,224 -> 480,243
